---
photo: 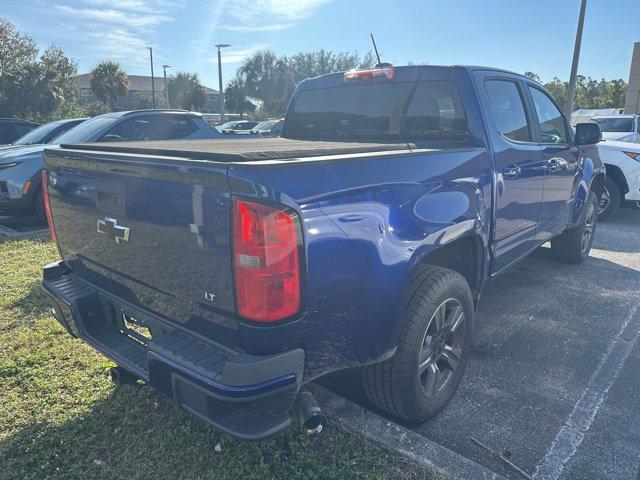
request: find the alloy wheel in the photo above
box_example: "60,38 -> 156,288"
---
598,186 -> 611,215
418,298 -> 465,398
581,203 -> 596,253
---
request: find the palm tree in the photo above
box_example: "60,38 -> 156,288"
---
90,61 -> 129,109
224,76 -> 255,116
239,50 -> 289,117
167,72 -> 206,111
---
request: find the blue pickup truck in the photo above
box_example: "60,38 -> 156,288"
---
41,65 -> 604,440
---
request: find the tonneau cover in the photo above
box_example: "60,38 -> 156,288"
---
59,137 -> 418,162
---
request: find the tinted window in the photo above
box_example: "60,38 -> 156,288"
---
0,125 -> 16,143
14,123 -> 36,138
99,116 -> 154,142
288,81 -> 468,141
589,117 -> 634,133
485,80 -> 531,142
405,81 -> 468,139
528,87 -> 567,144
13,122 -> 60,145
154,116 -> 199,140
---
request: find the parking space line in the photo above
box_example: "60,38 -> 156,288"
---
533,305 -> 640,480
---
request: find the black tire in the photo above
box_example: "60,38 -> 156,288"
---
550,191 -> 598,264
362,265 -> 474,424
33,186 -> 47,225
597,176 -> 621,221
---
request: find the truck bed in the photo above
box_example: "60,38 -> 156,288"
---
59,137 -> 419,163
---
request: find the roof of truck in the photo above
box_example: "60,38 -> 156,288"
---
59,137 -> 423,163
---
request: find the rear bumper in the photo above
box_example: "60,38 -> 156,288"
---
42,261 -> 305,440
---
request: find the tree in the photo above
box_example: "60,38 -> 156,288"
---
238,49 -> 376,117
167,72 -> 206,111
2,62 -> 65,121
523,71 -> 542,83
224,76 -> 255,116
90,61 -> 130,109
0,18 -> 38,80
523,72 -> 627,111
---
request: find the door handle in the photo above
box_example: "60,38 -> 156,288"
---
502,165 -> 522,178
546,158 -> 568,172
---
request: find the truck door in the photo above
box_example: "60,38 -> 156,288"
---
524,84 -> 580,240
475,74 -> 547,274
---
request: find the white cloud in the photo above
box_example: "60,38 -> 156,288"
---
51,0 -> 183,68
214,0 -> 332,33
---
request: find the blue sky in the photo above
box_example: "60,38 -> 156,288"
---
4,0 -> 639,91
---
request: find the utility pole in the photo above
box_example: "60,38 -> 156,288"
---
215,43 -> 230,122
565,0 -> 588,119
162,64 -> 170,108
146,46 -> 156,109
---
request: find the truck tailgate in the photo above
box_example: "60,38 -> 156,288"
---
44,147 -> 239,346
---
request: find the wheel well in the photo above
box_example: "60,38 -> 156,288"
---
415,237 -> 482,297
604,164 -> 629,195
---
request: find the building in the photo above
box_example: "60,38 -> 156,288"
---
625,42 -> 640,114
74,74 -> 221,113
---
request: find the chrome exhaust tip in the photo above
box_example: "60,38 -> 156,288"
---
296,390 -> 325,435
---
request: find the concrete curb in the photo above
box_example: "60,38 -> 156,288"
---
310,384 -> 507,480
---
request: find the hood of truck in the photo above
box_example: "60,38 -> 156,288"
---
44,147 -> 240,347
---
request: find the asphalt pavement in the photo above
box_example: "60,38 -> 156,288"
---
325,207 -> 640,480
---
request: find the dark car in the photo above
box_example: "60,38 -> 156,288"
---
0,118 -> 87,152
0,118 -> 40,145
0,110 -> 222,222
250,119 -> 284,137
217,120 -> 259,134
41,66 -> 604,440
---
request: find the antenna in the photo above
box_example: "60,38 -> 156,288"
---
370,33 -> 381,66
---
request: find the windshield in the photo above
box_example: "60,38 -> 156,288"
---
12,122 -> 62,145
218,121 -> 238,129
590,117 -> 634,133
255,121 -> 277,131
287,81 -> 469,142
54,116 -> 118,144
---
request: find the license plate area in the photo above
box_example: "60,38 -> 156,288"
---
121,313 -> 152,345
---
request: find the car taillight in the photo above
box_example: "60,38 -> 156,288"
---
343,67 -> 395,84
41,170 -> 58,244
232,199 -> 302,323
623,151 -> 640,161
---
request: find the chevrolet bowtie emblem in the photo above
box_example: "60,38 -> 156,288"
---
97,217 -> 130,244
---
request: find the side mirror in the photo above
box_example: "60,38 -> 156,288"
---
575,123 -> 602,145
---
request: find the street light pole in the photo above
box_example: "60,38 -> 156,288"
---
146,46 -> 156,109
215,43 -> 230,122
565,0 -> 588,119
162,64 -> 170,108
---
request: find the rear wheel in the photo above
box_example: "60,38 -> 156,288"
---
598,177 -> 621,220
550,191 -> 598,264
362,265 -> 473,424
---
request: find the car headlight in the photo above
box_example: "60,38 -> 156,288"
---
0,161 -> 22,170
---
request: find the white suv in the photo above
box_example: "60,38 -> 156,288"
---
596,140 -> 640,218
589,115 -> 640,143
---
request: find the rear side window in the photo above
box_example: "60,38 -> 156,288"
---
528,87 -> 567,144
98,116 -> 154,142
154,116 -> 199,140
485,80 -> 531,142
287,81 -> 468,142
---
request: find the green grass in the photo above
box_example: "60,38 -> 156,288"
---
0,237 -> 430,480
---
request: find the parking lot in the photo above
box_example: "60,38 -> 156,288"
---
327,207 -> 640,479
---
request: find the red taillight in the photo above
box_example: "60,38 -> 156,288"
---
343,67 -> 395,84
40,170 -> 58,244
623,151 -> 640,160
232,199 -> 302,323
